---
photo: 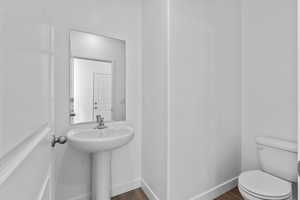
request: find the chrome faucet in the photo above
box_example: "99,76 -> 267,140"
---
95,115 -> 107,129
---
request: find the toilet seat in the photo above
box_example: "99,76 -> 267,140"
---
239,184 -> 290,200
238,170 -> 292,200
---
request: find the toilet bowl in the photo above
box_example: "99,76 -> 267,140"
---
238,170 -> 292,200
238,137 -> 297,200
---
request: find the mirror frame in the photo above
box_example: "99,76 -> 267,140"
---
68,29 -> 126,125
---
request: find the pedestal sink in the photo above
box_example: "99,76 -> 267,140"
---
67,124 -> 134,200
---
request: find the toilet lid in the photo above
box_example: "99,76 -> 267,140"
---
239,170 -> 291,199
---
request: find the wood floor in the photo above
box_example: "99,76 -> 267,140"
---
112,187 -> 242,200
112,188 -> 148,200
215,187 -> 243,200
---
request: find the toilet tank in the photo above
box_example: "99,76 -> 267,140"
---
256,137 -> 297,182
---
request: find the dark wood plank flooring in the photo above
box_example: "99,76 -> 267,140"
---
215,187 -> 243,200
112,188 -> 148,200
112,187 -> 242,200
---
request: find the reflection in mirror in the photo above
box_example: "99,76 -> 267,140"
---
70,30 -> 126,124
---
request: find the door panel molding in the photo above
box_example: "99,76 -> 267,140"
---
0,124 -> 52,186
37,166 -> 52,200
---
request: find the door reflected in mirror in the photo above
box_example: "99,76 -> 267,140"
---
70,30 -> 126,124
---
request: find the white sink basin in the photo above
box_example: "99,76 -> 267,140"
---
67,125 -> 134,152
67,124 -> 134,200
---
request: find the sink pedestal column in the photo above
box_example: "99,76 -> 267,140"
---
92,152 -> 112,200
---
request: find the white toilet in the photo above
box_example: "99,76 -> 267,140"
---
238,137 -> 297,200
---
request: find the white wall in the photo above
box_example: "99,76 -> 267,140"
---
52,1 -> 142,199
169,0 -> 241,199
141,0 -> 169,199
241,0 -> 297,171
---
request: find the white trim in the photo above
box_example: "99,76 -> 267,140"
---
112,178 -> 141,196
166,0 -> 171,198
141,179 -> 160,200
189,177 -> 238,200
37,166 -> 51,200
0,125 -> 52,186
66,193 -> 91,200
296,0 -> 300,198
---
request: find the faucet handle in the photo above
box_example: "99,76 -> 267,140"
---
96,115 -> 104,122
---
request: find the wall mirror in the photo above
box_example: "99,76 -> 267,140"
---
69,30 -> 126,124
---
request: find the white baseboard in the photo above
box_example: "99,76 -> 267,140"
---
189,177 -> 238,200
65,179 -> 141,200
66,176 -> 237,200
112,178 -> 141,196
141,177 -> 237,200
141,179 -> 160,200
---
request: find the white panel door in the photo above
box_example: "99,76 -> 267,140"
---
93,73 -> 113,121
0,11 -> 56,200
